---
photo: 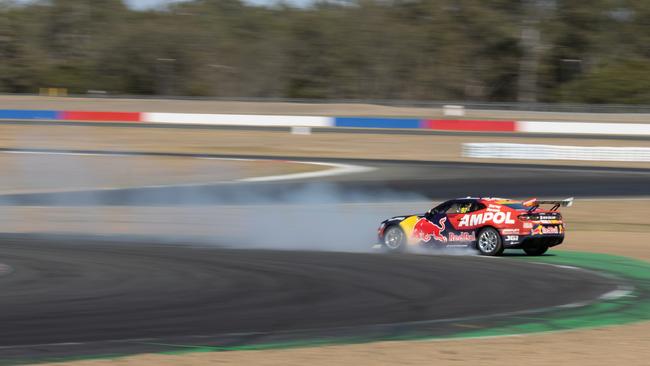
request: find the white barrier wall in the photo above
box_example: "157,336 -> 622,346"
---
518,121 -> 650,136
463,143 -> 650,162
143,113 -> 333,127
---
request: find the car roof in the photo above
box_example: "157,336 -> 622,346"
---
456,197 -> 519,204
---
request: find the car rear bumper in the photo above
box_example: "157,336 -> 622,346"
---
504,234 -> 565,249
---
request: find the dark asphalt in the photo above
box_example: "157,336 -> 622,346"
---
0,235 -> 620,363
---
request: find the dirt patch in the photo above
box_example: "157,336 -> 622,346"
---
40,322 -> 649,366
1,124 -> 650,169
559,199 -> 650,261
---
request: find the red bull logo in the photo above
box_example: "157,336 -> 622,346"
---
448,232 -> 476,242
413,217 -> 447,242
531,224 -> 562,235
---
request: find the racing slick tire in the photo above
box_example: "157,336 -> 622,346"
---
476,227 -> 504,256
523,245 -> 549,256
383,225 -> 407,253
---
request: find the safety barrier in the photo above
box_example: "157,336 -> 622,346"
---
144,113 -> 330,127
518,121 -> 650,136
0,109 -> 649,136
463,143 -> 650,162
61,111 -> 141,122
423,119 -> 516,132
0,110 -> 59,120
333,117 -> 420,129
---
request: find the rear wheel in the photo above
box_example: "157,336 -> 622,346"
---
523,245 -> 548,256
476,227 -> 504,256
383,225 -> 406,253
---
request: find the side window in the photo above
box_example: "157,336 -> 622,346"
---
448,201 -> 481,214
471,202 -> 486,212
431,201 -> 482,215
446,202 -> 468,214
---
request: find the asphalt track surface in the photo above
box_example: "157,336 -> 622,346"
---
0,148 -> 648,363
0,236 -> 622,363
0,148 -> 649,206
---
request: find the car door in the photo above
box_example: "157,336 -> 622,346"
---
446,201 -> 485,244
415,201 -> 453,245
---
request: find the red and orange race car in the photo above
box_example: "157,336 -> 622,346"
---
376,197 -> 573,256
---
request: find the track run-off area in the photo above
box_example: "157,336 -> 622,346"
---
0,145 -> 648,364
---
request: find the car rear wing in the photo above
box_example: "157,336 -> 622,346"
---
523,197 -> 574,211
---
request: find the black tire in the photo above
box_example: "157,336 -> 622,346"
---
523,245 -> 549,256
476,227 -> 504,256
383,225 -> 407,253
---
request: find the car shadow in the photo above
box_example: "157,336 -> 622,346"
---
501,251 -> 557,257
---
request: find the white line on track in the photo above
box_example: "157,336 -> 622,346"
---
238,161 -> 375,182
0,150 -> 376,190
600,288 -> 634,300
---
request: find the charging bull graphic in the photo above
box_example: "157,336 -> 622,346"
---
413,217 -> 447,242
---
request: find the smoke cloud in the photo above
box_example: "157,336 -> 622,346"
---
0,150 -> 444,253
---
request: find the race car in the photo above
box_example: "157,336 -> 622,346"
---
376,197 -> 573,256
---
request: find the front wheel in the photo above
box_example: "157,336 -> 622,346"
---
476,227 -> 504,256
523,245 -> 548,256
383,225 -> 406,253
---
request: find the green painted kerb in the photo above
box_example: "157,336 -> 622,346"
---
161,251 -> 650,354
443,251 -> 650,339
29,251 -> 650,365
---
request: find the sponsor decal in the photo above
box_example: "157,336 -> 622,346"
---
539,215 -> 557,220
523,222 -> 533,229
542,226 -> 560,234
486,204 -> 502,213
413,217 -> 447,242
501,228 -> 520,235
448,232 -> 476,242
505,235 -> 519,241
459,211 -> 515,227
532,225 -> 561,235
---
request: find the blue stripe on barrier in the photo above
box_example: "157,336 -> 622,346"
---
334,117 -> 421,129
0,110 -> 60,120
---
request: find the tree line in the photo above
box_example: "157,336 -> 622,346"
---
0,0 -> 649,104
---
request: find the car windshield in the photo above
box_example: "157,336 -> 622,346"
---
430,201 -> 451,213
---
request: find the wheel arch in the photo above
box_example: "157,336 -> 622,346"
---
473,225 -> 502,247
